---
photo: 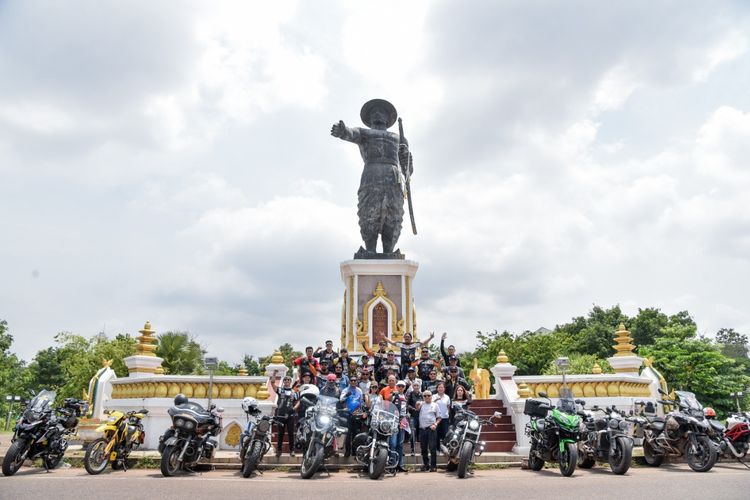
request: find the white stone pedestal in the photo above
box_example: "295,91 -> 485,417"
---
123,355 -> 165,378
340,259 -> 419,354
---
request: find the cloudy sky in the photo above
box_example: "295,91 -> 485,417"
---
2,1 -> 749,364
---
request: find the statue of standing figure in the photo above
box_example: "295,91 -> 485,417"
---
331,99 -> 416,259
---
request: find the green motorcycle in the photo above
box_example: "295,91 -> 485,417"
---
524,389 -> 584,477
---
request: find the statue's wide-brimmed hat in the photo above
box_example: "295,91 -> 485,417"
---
360,98 -> 398,128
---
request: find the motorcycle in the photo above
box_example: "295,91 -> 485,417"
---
577,404 -> 633,474
442,405 -> 502,478
298,394 -> 348,479
158,396 -> 223,477
704,409 -> 750,461
2,390 -> 88,476
524,389 -> 583,477
84,408 -> 149,474
352,396 -> 399,479
239,398 -> 279,477
634,389 -> 717,472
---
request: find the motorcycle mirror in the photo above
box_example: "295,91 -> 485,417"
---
216,407 -> 225,413
575,399 -> 585,405
538,391 -> 548,398
493,411 -> 503,418
103,409 -> 110,415
657,388 -> 666,395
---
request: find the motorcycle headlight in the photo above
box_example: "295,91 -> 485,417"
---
379,421 -> 392,433
317,415 -> 331,426
618,420 -> 628,431
468,420 -> 480,431
174,418 -> 185,428
608,419 -> 618,429
185,420 -> 195,430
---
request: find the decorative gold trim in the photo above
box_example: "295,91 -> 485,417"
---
110,382 -> 271,400
613,323 -> 636,357
341,291 -> 347,349
405,276 -> 411,335
136,321 -> 158,357
224,422 -> 242,447
348,276 -> 355,351
497,350 -> 509,363
520,381 -> 652,398
361,281 -> 399,343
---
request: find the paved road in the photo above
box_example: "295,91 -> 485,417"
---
1,463 -> 748,500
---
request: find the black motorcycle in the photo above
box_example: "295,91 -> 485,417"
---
634,389 -> 717,472
2,390 -> 88,476
158,396 -> 224,477
298,395 -> 347,479
442,405 -> 501,478
524,389 -> 584,477
240,411 -> 279,478
577,404 -> 633,474
352,396 -> 399,479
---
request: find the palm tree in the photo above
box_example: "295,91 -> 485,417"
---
156,331 -> 206,375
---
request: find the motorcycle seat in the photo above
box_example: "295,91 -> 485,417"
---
649,419 -> 665,431
709,420 -> 725,432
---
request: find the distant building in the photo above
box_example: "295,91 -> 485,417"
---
534,327 -> 551,335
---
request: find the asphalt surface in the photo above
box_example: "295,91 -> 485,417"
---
1,463 -> 748,500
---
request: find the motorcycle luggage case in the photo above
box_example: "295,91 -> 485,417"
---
524,399 -> 548,418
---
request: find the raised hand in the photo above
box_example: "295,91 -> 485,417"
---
331,120 -> 347,138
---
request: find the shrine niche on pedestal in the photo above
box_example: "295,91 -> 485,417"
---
340,259 -> 418,355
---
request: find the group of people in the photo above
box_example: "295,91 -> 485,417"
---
268,332 -> 473,472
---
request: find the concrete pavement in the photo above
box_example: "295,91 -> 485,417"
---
1,462 -> 748,500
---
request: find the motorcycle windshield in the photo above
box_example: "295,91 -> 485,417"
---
557,387 -> 577,414
370,399 -> 398,433
675,391 -> 702,411
23,390 -> 56,421
315,395 -> 339,414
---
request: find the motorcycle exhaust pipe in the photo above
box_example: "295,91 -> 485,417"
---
440,444 -> 450,455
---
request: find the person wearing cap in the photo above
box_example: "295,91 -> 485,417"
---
441,354 -> 465,379
413,346 -> 442,380
340,376 -> 365,457
331,99 -> 413,257
405,365 -> 422,386
335,348 -> 353,374
315,359 -> 332,389
357,367 -> 372,393
365,380 -> 381,409
333,362 -> 350,391
270,370 -> 298,458
444,366 -> 470,400
315,340 -> 339,366
416,390 -> 441,472
320,373 -> 341,398
423,369 -> 440,395
440,332 -> 462,367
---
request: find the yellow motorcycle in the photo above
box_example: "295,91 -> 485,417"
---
84,409 -> 148,474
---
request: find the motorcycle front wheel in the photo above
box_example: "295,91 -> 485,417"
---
300,442 -> 324,479
559,442 -> 577,477
368,446 -> 388,480
686,435 -> 717,472
84,438 -> 110,475
608,437 -> 632,475
160,445 -> 181,477
2,440 -> 28,476
242,441 -> 263,478
527,445 -> 544,471
457,441 -> 474,478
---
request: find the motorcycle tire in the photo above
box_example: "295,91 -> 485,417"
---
527,446 -> 544,471
579,456 -> 596,469
242,441 -> 263,478
457,441 -> 473,479
642,440 -> 664,467
300,442 -> 324,479
368,446 -> 388,480
44,453 -> 63,470
608,436 -> 632,475
160,445 -> 181,477
559,442 -> 577,477
686,435 -> 717,472
84,438 -> 110,475
2,440 -> 28,476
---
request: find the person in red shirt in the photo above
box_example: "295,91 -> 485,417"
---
293,346 -> 319,382
379,374 -> 398,401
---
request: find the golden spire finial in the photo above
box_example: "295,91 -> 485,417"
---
496,350 -> 509,363
136,321 -> 158,357
373,281 -> 387,297
592,363 -> 602,374
271,351 -> 285,364
238,366 -> 248,376
612,323 -> 636,357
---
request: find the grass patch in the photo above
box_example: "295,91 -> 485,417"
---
473,463 -> 512,470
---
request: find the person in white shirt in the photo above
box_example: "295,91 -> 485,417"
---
433,382 -> 451,446
416,390 -> 441,472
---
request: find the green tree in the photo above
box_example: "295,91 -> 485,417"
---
630,308 -> 668,347
258,343 -> 302,372
715,328 -> 749,363
156,331 -> 206,375
241,355 -> 262,376
541,354 -> 613,375
0,320 -> 29,419
557,305 -> 629,360
213,360 -> 237,375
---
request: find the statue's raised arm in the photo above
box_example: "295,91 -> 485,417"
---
330,120 -> 358,143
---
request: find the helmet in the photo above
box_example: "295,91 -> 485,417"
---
242,397 -> 258,413
326,373 -> 337,382
298,384 -> 320,400
704,407 -> 717,418
173,394 -> 188,406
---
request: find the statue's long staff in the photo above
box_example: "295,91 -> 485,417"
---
398,117 -> 418,235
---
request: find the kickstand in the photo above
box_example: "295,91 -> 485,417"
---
319,465 -> 331,477
737,458 -> 750,470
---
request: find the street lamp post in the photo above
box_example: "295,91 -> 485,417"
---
4,395 -> 22,431
555,357 -> 570,389
204,357 -> 218,408
730,391 -> 744,413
